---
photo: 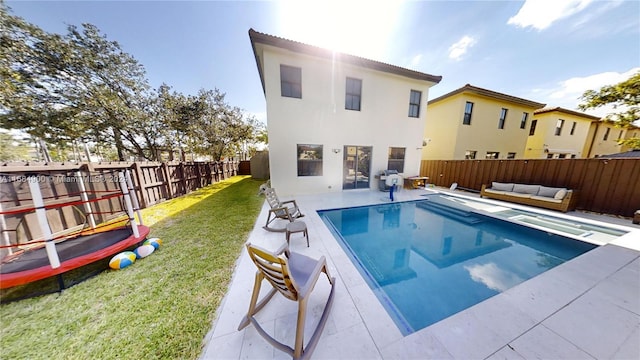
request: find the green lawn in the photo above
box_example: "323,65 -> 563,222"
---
0,176 -> 265,359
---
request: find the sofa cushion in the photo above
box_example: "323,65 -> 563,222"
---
484,189 -> 507,195
506,192 -> 532,198
492,182 -> 514,191
554,188 -> 568,200
531,195 -> 562,203
537,186 -> 562,198
513,184 -> 540,195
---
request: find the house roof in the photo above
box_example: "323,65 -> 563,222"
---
248,29 -> 442,94
599,149 -> 640,158
534,106 -> 601,121
427,84 -> 546,108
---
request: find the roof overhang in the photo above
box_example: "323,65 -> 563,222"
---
428,84 -> 546,109
249,28 -> 442,96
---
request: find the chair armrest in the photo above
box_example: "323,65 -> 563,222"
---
280,199 -> 298,208
268,206 -> 293,221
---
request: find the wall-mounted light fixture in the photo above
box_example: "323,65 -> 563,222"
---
332,148 -> 341,154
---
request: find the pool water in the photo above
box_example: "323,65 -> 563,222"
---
318,198 -> 596,335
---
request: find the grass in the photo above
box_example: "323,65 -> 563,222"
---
0,176 -> 265,359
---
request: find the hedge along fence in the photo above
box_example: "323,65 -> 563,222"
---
0,161 -> 238,251
420,158 -> 640,218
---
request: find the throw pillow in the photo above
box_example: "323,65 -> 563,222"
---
554,188 -> 568,200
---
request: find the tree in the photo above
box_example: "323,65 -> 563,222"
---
579,71 -> 640,149
0,131 -> 32,161
189,89 -> 255,161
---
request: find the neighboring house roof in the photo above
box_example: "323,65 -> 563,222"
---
248,29 -> 442,94
600,150 -> 640,158
427,84 -> 545,108
534,106 -> 601,121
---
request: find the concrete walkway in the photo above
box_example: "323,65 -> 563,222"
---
200,188 -> 640,360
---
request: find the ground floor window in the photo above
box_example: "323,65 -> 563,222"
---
486,151 -> 499,159
465,150 -> 477,159
297,144 -> 323,176
387,147 -> 405,172
507,152 -> 516,159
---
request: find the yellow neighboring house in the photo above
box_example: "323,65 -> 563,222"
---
423,84 -> 545,160
586,120 -> 639,157
524,107 -> 600,159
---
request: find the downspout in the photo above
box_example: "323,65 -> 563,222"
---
586,121 -> 600,157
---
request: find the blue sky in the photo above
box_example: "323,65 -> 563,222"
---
6,0 -> 640,123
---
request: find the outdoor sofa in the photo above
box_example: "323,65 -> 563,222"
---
480,182 -> 578,212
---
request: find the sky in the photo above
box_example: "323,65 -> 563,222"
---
5,0 -> 640,124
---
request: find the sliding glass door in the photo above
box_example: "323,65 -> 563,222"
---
343,146 -> 372,190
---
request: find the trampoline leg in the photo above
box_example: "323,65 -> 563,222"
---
56,274 -> 66,292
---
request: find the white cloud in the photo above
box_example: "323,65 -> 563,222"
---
448,36 -> 477,61
410,54 -> 423,68
508,0 -> 594,30
532,67 -> 639,117
464,262 -> 523,292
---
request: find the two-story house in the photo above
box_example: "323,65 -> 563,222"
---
586,120 -> 638,157
524,107 -> 600,158
423,84 -> 545,160
249,29 -> 441,195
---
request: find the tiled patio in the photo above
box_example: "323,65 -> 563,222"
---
200,188 -> 640,360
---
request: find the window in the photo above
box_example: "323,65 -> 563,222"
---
618,130 -> 623,140
345,77 -> 362,111
498,108 -> 508,129
555,119 -> 565,136
387,147 -> 405,173
558,154 -> 566,159
507,152 -> 516,159
547,153 -> 553,159
463,101 -> 473,125
520,112 -> 528,129
297,144 -> 322,176
529,119 -> 537,136
603,128 -> 610,140
571,154 -> 577,159
485,151 -> 499,159
465,150 -> 477,159
408,90 -> 421,117
280,65 -> 301,98
570,121 -> 577,135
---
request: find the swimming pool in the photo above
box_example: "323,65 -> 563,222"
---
318,196 -> 597,335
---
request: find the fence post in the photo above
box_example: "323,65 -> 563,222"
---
162,162 -> 174,200
132,162 -> 149,209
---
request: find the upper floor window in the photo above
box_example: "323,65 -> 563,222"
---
465,150 -> 477,159
507,152 -> 516,159
618,130 -> 623,140
498,108 -> 508,129
387,147 -> 405,173
529,119 -> 537,136
520,112 -> 528,129
463,101 -> 473,125
345,77 -> 362,111
408,90 -> 421,118
554,119 -> 565,136
280,65 -> 302,98
603,127 -> 610,140
570,121 -> 577,135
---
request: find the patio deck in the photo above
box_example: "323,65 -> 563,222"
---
200,188 -> 640,360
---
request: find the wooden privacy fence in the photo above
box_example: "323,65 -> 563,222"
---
0,160 -> 238,257
420,158 -> 640,217
1,160 -> 239,210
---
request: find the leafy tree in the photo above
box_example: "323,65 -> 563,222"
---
0,131 -> 32,161
189,89 -> 255,161
579,71 -> 640,149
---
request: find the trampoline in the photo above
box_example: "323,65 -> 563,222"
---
0,168 -> 148,292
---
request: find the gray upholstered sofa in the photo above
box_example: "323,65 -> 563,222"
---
480,182 -> 578,212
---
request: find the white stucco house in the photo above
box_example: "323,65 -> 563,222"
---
249,29 -> 442,195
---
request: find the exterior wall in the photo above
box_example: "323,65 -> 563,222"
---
421,97 -> 460,160
261,46 -> 436,195
424,93 -> 537,160
524,111 -> 594,159
588,122 -> 626,157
